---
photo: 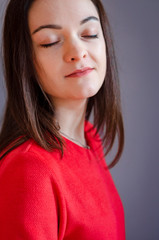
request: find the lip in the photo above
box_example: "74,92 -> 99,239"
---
65,67 -> 94,78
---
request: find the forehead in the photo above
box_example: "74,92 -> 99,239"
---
28,0 -> 99,30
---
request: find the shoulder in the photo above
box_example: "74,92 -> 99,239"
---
85,120 -> 96,135
85,121 -> 106,164
0,139 -> 65,209
85,121 -> 103,148
85,120 -> 102,141
0,139 -> 61,183
0,140 -> 67,239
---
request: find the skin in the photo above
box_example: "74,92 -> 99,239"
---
28,0 -> 106,145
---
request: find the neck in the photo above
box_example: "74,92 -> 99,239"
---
53,98 -> 88,144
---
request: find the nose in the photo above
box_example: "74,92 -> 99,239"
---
63,40 -> 88,63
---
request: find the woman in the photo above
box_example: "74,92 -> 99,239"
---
0,0 -> 125,239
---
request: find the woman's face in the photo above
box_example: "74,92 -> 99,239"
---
28,0 -> 106,102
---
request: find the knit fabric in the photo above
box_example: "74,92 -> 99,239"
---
0,121 -> 125,239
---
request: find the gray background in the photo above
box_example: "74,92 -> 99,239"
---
0,0 -> 159,239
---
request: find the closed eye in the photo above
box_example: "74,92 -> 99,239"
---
82,34 -> 98,38
40,41 -> 59,48
40,35 -> 98,48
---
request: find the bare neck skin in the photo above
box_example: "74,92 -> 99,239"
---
53,98 -> 88,145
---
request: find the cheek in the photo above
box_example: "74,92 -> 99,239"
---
96,41 -> 107,78
33,56 -> 50,91
34,53 -> 56,82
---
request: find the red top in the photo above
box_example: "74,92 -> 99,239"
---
0,122 -> 125,240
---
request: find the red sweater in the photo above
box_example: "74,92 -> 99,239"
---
0,122 -> 125,239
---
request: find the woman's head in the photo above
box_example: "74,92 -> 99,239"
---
3,0 -> 110,103
1,0 -> 124,167
28,0 -> 106,101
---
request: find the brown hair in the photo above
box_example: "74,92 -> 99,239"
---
0,0 -> 124,168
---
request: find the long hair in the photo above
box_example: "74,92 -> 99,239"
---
0,0 -> 124,168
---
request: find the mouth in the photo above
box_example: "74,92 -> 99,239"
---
65,67 -> 94,78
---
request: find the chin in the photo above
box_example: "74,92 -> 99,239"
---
86,84 -> 102,97
75,87 -> 101,99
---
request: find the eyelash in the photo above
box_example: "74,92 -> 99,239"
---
83,34 -> 98,38
40,34 -> 98,48
40,42 -> 59,48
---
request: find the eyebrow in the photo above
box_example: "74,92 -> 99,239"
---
32,16 -> 99,35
